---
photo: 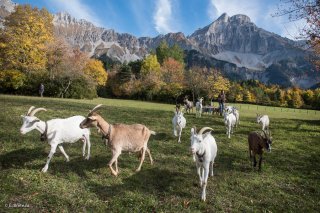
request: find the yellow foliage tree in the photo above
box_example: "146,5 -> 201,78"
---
0,5 -> 53,74
0,69 -> 26,90
84,59 -> 108,86
141,54 -> 161,77
206,69 -> 230,100
235,93 -> 243,102
243,90 -> 253,102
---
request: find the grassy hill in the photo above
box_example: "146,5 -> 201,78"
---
0,95 -> 319,212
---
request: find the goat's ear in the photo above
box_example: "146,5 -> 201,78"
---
20,115 -> 24,118
191,128 -> 195,135
88,116 -> 96,120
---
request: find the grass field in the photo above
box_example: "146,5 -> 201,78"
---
0,94 -> 320,212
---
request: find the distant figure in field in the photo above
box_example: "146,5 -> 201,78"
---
39,83 -> 44,97
218,90 -> 226,116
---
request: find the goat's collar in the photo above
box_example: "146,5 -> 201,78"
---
196,151 -> 206,162
101,124 -> 112,142
40,121 -> 48,142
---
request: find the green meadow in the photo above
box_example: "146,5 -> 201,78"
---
0,95 -> 319,212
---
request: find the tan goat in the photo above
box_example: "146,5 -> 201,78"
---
79,104 -> 156,176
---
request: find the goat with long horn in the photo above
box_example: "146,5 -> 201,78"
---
190,126 -> 218,201
20,106 -> 91,173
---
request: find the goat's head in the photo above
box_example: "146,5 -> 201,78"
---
190,127 -> 213,154
175,111 -> 184,126
80,104 -> 103,129
262,130 -> 272,152
256,113 -> 262,123
225,106 -> 233,114
20,106 -> 47,134
175,104 -> 181,112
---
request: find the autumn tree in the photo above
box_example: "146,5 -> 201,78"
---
141,54 -> 162,100
302,89 -> 314,105
141,54 -> 161,77
45,37 -> 69,80
185,66 -> 208,102
0,69 -> 25,92
161,57 -> 185,100
84,59 -> 108,86
45,38 -> 92,98
0,5 -> 53,74
205,68 -> 230,100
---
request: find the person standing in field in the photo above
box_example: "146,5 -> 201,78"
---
218,90 -> 226,116
39,83 -> 44,97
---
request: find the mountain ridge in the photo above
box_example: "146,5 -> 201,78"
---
0,0 -> 318,88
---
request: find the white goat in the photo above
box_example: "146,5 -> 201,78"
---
224,110 -> 236,139
256,114 -> 270,131
190,127 -> 217,201
172,111 -> 186,143
195,97 -> 203,118
20,106 -> 91,173
225,106 -> 240,127
80,104 -> 156,176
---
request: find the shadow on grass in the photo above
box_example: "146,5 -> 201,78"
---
87,168 -> 192,201
48,155 -> 109,178
153,132 -> 171,141
0,147 -> 45,169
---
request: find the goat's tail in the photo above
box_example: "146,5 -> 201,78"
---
150,130 -> 156,135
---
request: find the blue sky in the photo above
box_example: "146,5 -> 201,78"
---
14,0 -> 306,39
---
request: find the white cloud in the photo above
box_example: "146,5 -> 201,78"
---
207,0 -> 218,21
130,0 -> 154,36
47,0 -> 103,26
265,5 -> 307,39
153,0 -> 174,34
209,0 -> 260,23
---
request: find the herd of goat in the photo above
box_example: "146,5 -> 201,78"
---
19,100 -> 272,201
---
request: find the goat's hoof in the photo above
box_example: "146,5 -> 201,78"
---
135,168 -> 141,172
41,166 -> 48,173
66,158 -> 70,162
111,171 -> 118,176
85,156 -> 90,160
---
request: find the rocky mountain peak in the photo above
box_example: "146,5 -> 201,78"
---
216,13 -> 229,23
53,12 -> 96,28
229,14 -> 251,24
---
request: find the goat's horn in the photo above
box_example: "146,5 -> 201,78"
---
29,108 -> 47,116
262,130 -> 268,139
89,104 -> 103,114
27,106 -> 36,116
192,126 -> 197,133
198,127 -> 213,135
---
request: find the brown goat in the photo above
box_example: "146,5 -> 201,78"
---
248,131 -> 272,171
79,104 -> 156,176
